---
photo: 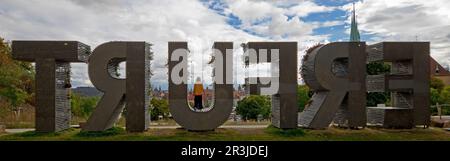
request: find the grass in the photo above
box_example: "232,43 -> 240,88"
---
265,125 -> 305,137
1,126 -> 450,141
13,128 -> 75,137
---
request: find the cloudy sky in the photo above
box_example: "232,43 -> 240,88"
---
1,0 -> 449,89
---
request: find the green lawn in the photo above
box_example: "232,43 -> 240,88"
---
1,126 -> 450,141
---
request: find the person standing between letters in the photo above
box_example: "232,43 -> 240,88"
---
193,77 -> 204,110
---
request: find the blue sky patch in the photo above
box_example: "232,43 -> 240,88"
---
201,0 -> 375,42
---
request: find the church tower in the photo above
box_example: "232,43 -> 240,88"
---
350,3 -> 361,42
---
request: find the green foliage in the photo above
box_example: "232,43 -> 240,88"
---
150,98 -> 169,120
70,93 -> 99,118
430,88 -> 441,105
366,92 -> 390,106
440,86 -> 450,104
367,62 -> 390,75
431,77 -> 445,92
430,76 -> 450,104
0,37 -> 35,113
0,87 -> 28,108
297,85 -> 311,112
236,95 -> 271,120
431,86 -> 450,115
366,61 -> 391,106
112,64 -> 120,77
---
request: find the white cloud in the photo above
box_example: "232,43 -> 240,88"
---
345,0 -> 450,67
225,0 -> 280,25
319,20 -> 345,28
1,0 -> 334,87
4,0 -> 445,88
286,1 -> 336,17
223,0 -> 337,40
221,0 -> 337,80
0,0 -> 266,87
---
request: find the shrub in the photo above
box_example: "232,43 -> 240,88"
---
297,85 -> 311,112
236,95 -> 271,120
150,98 -> 169,120
71,94 -> 99,118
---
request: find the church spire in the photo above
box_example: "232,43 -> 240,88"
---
350,3 -> 361,42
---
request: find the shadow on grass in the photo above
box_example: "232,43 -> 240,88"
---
176,128 -> 222,136
76,127 -> 125,137
265,125 -> 305,137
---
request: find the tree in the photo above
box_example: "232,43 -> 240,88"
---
431,77 -> 445,92
430,88 -> 441,105
440,86 -> 450,105
297,85 -> 311,112
366,92 -> 390,107
0,37 -> 35,119
70,93 -> 99,118
433,86 -> 450,115
430,77 -> 447,105
367,62 -> 390,75
366,61 -> 391,106
150,98 -> 169,120
236,95 -> 271,120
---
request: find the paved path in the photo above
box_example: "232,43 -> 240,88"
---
4,125 -> 268,134
5,128 -> 34,133
431,116 -> 450,120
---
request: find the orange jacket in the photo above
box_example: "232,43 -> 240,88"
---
193,83 -> 204,96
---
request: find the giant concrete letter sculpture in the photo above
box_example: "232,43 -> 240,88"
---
243,42 -> 298,129
83,42 -> 152,132
12,41 -> 91,132
168,42 -> 233,131
366,42 -> 430,128
299,42 -> 367,129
